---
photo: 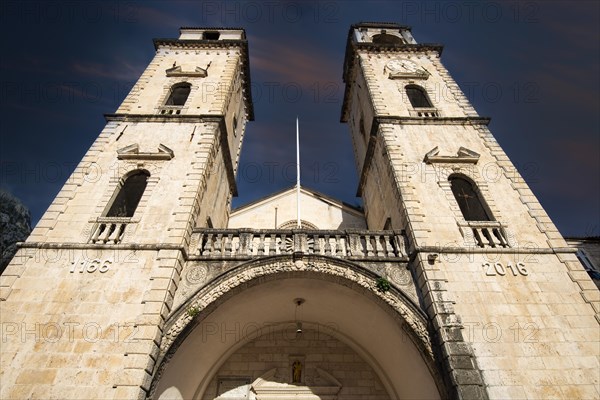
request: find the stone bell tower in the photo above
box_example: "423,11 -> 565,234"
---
341,22 -> 599,399
0,28 -> 253,399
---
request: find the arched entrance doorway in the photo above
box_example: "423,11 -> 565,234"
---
150,257 -> 445,399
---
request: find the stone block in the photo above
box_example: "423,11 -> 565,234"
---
582,290 -> 600,302
443,342 -> 473,357
113,385 -> 146,400
442,326 -> 464,342
487,385 -> 526,399
113,368 -> 151,390
0,287 -> 12,300
0,275 -> 18,287
15,369 -> 57,385
448,355 -> 474,370
456,384 -> 486,400
569,270 -> 593,282
452,369 -> 483,385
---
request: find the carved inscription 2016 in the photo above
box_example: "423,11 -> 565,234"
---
482,262 -> 527,277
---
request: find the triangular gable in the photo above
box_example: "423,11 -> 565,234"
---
117,143 -> 174,160
228,186 -> 366,230
166,62 -> 210,77
424,146 -> 480,164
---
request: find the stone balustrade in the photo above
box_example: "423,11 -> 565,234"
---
158,105 -> 183,115
409,107 -> 439,118
89,218 -> 130,244
190,229 -> 407,260
459,221 -> 510,248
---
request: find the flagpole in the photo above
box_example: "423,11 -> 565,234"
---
296,117 -> 301,228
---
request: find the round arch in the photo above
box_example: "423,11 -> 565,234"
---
150,255 -> 447,399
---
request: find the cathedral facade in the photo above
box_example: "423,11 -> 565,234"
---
0,23 -> 599,400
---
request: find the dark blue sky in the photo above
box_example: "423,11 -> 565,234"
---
0,1 -> 598,237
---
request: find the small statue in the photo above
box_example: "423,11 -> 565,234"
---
292,360 -> 302,383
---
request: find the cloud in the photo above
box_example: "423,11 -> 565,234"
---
534,67 -> 599,113
550,138 -> 600,171
130,4 -> 195,29
71,60 -> 144,82
539,2 -> 600,52
532,137 -> 600,203
248,35 -> 339,87
0,58 -> 62,77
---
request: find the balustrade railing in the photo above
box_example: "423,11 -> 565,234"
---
409,108 -> 439,118
191,229 -> 407,259
158,106 -> 183,115
89,219 -> 130,244
459,221 -> 510,248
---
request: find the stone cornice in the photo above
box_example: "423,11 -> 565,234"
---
104,113 -> 224,123
355,42 -> 444,54
153,38 -> 246,51
179,26 -> 246,31
351,22 -> 412,30
375,116 -> 490,125
17,241 -> 189,258
411,245 -> 577,256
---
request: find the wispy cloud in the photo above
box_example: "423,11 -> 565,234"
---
0,57 -> 63,77
248,35 -> 339,87
534,67 -> 599,113
539,2 -> 600,52
71,60 -> 144,82
550,138 -> 600,171
130,5 -> 195,29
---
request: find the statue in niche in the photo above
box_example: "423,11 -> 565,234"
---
292,360 -> 302,383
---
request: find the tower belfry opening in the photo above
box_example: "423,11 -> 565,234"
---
105,170 -> 150,218
0,23 -> 598,400
164,82 -> 191,106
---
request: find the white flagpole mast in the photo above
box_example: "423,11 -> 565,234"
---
296,117 -> 301,228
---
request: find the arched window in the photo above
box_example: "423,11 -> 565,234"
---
105,171 -> 150,218
372,33 -> 403,45
405,85 -> 433,108
165,83 -> 191,106
449,176 -> 492,221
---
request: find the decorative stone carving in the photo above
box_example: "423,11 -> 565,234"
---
165,63 -> 210,77
424,146 -> 480,164
117,143 -> 174,160
185,265 -> 207,285
158,256 -> 433,370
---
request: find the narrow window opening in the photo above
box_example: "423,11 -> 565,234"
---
233,116 -> 238,137
106,171 -> 150,218
165,83 -> 191,106
449,176 -> 492,221
405,85 -> 433,108
383,218 -> 392,230
203,31 -> 220,40
359,116 -> 366,142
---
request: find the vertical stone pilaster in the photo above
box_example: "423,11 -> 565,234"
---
412,254 -> 488,400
